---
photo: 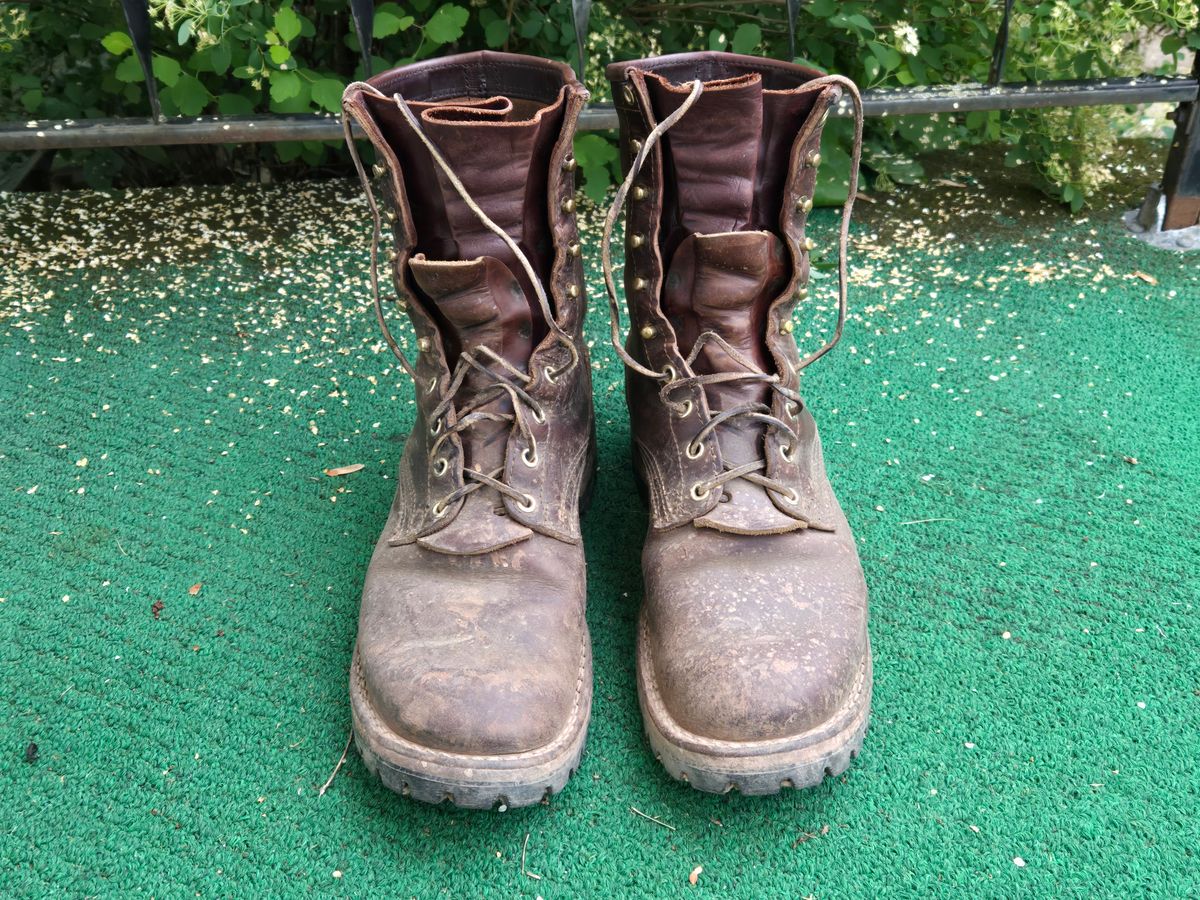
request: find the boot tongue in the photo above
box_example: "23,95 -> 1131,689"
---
664,231 -> 788,442
645,72 -> 763,239
664,231 -> 801,536
409,255 -> 533,473
414,92 -> 565,320
409,255 -> 535,556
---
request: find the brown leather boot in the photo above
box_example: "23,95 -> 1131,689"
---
603,52 -> 870,793
341,52 -> 594,808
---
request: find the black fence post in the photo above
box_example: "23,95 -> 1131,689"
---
349,0 -> 375,77
119,0 -> 161,122
1160,45 -> 1200,230
988,0 -> 1016,86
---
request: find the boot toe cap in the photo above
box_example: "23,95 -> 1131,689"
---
356,538 -> 588,756
642,529 -> 868,743
359,649 -> 582,755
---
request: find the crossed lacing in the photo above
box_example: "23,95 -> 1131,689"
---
425,345 -> 546,517
599,73 -> 864,508
342,80 -> 580,519
662,332 -> 806,504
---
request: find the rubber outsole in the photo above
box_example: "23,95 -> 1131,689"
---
638,618 -> 871,795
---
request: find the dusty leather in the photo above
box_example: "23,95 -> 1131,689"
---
608,52 -> 870,742
343,52 -> 594,756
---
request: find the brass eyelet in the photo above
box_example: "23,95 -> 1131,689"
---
521,448 -> 539,468
661,365 -> 677,382
432,457 -> 449,476
686,440 -> 704,459
632,277 -> 647,290
629,233 -> 645,248
639,325 -> 656,340
544,366 -> 559,384
563,156 -> 577,172
690,483 -> 711,501
632,185 -> 648,201
431,499 -> 448,517
785,401 -> 800,418
417,337 -> 432,352
561,198 -> 576,214
780,444 -> 796,462
675,399 -> 693,418
429,417 -> 443,436
781,487 -> 799,504
425,376 -> 438,394
517,493 -> 537,512
532,408 -> 547,424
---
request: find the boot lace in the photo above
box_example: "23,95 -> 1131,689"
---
342,81 -> 580,516
599,74 -> 864,507
425,345 -> 547,516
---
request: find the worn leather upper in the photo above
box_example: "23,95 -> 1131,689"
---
608,52 -> 869,744
343,52 -> 593,756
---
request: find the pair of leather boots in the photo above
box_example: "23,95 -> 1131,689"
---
340,50 -> 870,809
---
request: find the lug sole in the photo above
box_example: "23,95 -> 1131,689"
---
638,617 -> 871,795
351,649 -> 591,809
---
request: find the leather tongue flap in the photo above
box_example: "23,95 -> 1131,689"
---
418,490 -> 532,555
664,231 -> 804,536
409,255 -> 534,555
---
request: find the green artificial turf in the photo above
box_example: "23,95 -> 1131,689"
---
1,150 -> 1198,896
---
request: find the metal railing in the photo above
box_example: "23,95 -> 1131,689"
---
2,0 -> 1197,229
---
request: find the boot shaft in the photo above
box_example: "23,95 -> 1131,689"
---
606,52 -> 854,534
343,53 -> 595,553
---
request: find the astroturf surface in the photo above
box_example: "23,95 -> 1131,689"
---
2,149 -> 1198,896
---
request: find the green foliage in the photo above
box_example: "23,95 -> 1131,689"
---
573,133 -> 621,204
0,0 -> 1196,201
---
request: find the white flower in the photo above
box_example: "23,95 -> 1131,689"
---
892,22 -> 920,56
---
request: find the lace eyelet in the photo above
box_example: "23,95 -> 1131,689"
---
780,487 -> 799,504
780,444 -> 796,462
685,440 -> 704,459
517,494 -> 537,512
521,447 -> 539,468
425,377 -> 438,394
544,365 -> 559,384
432,457 -> 449,476
690,482 -> 711,501
531,407 -> 547,425
661,365 -> 677,382
431,499 -> 449,517
785,401 -> 800,418
429,417 -> 443,436
675,399 -> 693,418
